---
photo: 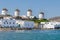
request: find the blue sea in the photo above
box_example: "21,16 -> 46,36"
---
0,30 -> 60,40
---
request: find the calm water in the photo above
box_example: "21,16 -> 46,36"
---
0,30 -> 60,40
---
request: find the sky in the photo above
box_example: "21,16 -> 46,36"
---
0,0 -> 60,18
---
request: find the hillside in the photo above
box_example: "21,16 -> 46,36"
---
49,16 -> 60,22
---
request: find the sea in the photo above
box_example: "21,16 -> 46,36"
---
0,29 -> 60,40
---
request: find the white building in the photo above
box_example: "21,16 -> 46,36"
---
1,8 -> 8,15
39,22 -> 60,29
14,9 -> 20,16
39,12 -> 44,20
16,20 -> 34,28
27,9 -> 32,17
0,18 -> 18,28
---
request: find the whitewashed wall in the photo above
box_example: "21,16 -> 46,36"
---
0,19 -> 18,27
40,22 -> 60,29
16,20 -> 34,28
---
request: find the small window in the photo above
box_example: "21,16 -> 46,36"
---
13,22 -> 15,24
5,20 -> 7,22
7,22 -> 8,24
9,22 -> 11,24
4,22 -> 5,24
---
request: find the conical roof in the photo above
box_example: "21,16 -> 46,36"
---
40,12 -> 44,14
3,8 -> 8,11
15,9 -> 20,12
27,9 -> 32,12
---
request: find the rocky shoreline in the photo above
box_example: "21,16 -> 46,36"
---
0,27 -> 34,31
0,27 -> 59,31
